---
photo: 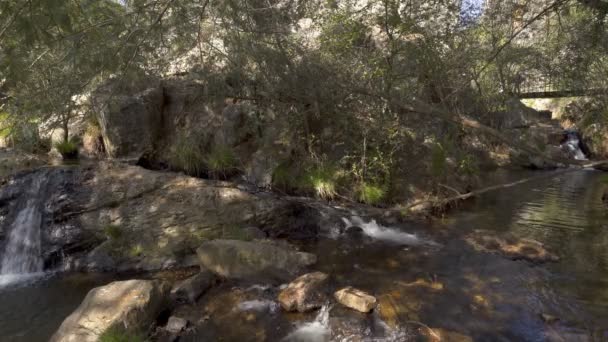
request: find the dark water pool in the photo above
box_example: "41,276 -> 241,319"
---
0,273 -> 117,342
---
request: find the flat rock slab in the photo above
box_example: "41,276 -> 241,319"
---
278,272 -> 329,312
464,230 -> 559,263
50,279 -> 169,342
196,239 -> 316,281
334,287 -> 377,313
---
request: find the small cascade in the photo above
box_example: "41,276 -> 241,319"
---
562,131 -> 587,161
342,216 -> 436,246
237,299 -> 280,314
0,174 -> 47,286
283,305 -> 330,342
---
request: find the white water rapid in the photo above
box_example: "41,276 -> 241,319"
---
342,216 -> 436,246
562,131 -> 587,161
283,305 -> 331,342
0,175 -> 46,287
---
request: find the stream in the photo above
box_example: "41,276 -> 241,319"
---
1,169 -> 608,341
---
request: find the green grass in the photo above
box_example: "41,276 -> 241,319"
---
272,162 -> 294,191
104,225 -> 123,240
300,165 -> 338,200
99,327 -> 146,342
54,140 -> 78,159
357,182 -> 386,205
205,144 -> 238,179
129,244 -> 144,257
221,224 -> 251,241
168,135 -> 205,176
430,143 -> 447,178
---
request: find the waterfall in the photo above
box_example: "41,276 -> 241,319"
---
0,174 -> 46,286
562,131 -> 587,161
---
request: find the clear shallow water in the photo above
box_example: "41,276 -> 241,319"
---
2,170 -> 608,341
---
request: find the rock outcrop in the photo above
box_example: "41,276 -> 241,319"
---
90,77 -> 293,187
50,280 -> 169,342
334,287 -> 377,313
278,272 -> 329,312
0,161 -> 315,273
196,239 -> 317,281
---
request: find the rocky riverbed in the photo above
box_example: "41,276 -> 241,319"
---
1,149 -> 608,341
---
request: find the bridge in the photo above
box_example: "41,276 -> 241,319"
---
516,75 -> 605,99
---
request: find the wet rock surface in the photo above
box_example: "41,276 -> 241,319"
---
464,230 -> 559,263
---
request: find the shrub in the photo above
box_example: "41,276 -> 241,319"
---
168,135 -> 205,176
54,140 -> 79,159
99,327 -> 146,342
357,183 -> 386,205
205,144 -> 238,179
104,225 -> 123,240
430,143 -> 447,178
300,165 -> 338,200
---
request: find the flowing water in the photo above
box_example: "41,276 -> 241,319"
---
2,169 -> 608,341
178,169 -> 608,341
561,131 -> 587,160
0,173 -> 47,287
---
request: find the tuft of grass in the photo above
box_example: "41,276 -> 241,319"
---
205,144 -> 238,179
357,182 -> 386,205
99,327 -> 146,342
168,135 -> 205,176
272,162 -> 294,191
301,165 -> 338,200
54,140 -> 79,159
129,244 -> 144,257
104,225 -> 123,241
430,143 -> 447,178
221,224 -> 251,241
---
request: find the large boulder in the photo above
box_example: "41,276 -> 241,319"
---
90,76 -> 295,187
50,280 -> 169,342
92,81 -> 164,158
278,272 -> 329,312
196,239 -> 317,280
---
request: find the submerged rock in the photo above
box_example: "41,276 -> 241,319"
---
165,316 -> 189,333
278,272 -> 329,312
170,270 -> 215,304
196,239 -> 317,281
464,230 -> 559,263
50,279 -> 169,342
334,287 -> 377,313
